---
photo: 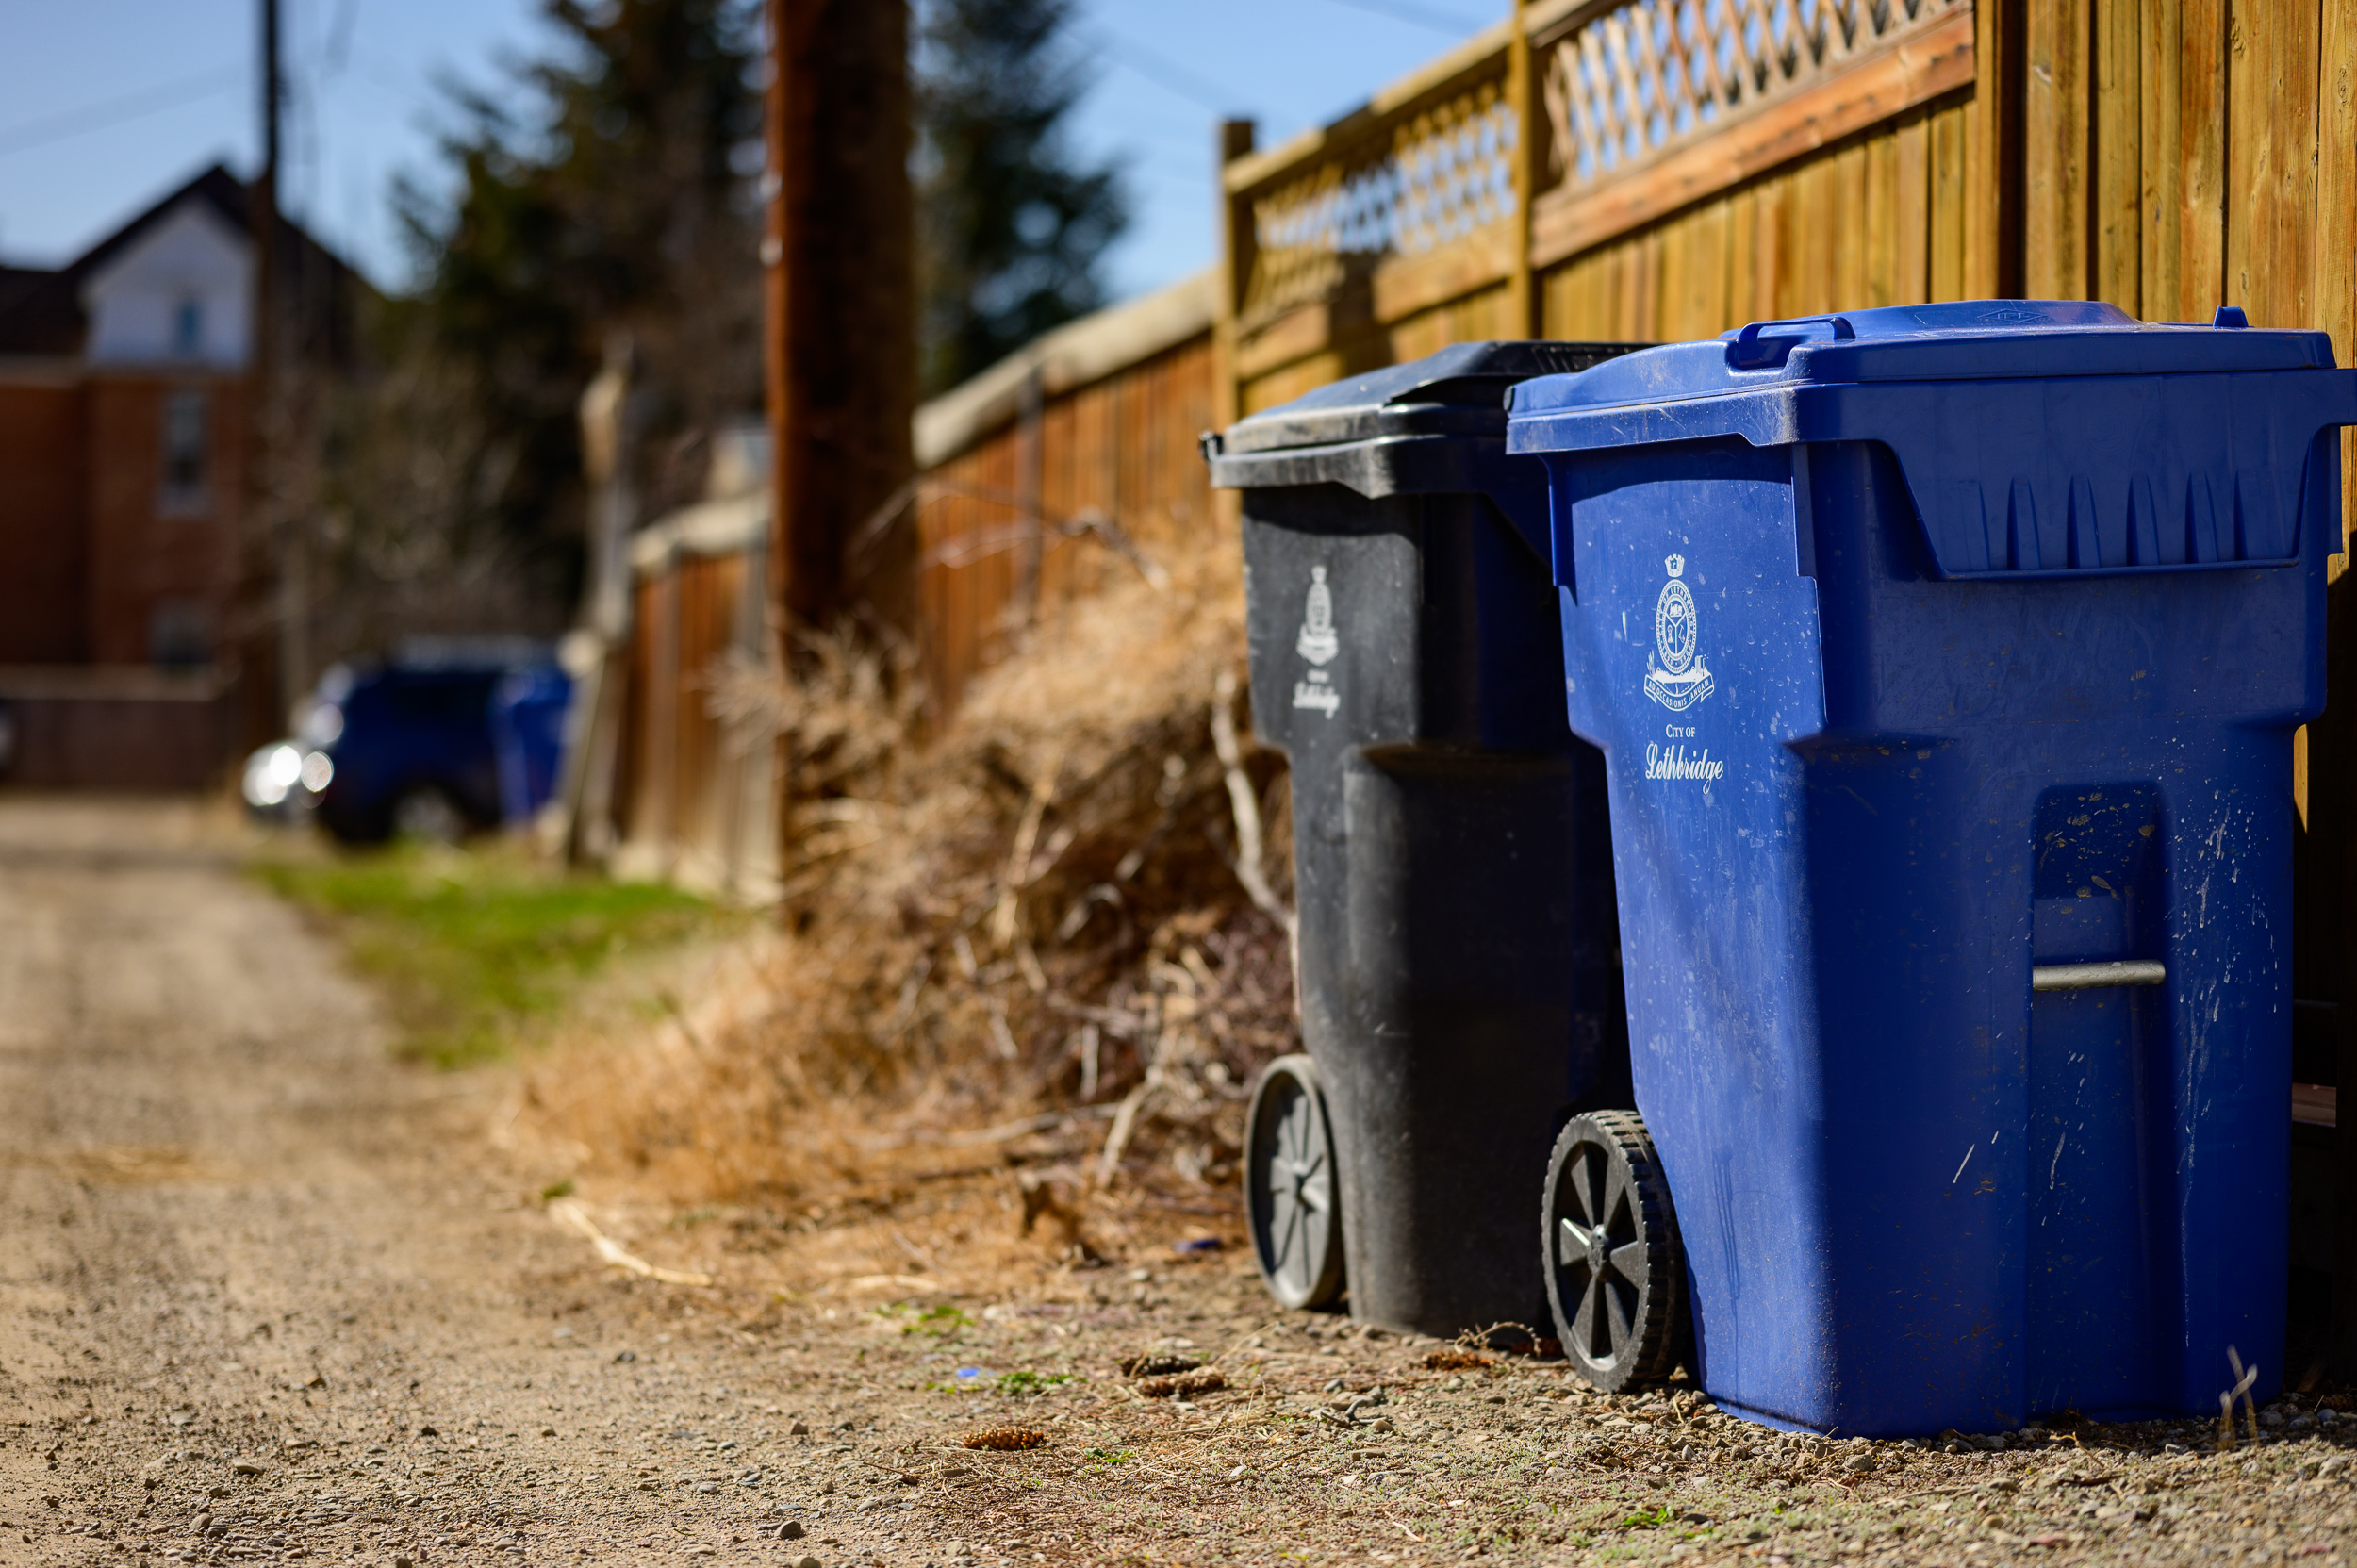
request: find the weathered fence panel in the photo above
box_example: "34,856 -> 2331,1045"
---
612,492 -> 776,900
909,280 -> 1217,716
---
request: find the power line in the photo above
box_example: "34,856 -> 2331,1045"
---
1078,27 -> 1251,117
0,64 -> 245,158
1308,0 -> 1494,34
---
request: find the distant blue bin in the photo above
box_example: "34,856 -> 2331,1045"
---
490,666 -> 572,825
1506,300 -> 2357,1436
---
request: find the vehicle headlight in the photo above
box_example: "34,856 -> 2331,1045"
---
241,743 -> 304,809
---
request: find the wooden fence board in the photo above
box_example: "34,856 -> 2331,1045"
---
1838,138 -> 1874,310
2139,0 -> 2182,316
1722,187 -> 1758,327
2094,0 -> 2143,310
2025,0 -> 2091,298
1894,110 -> 1931,306
2227,0 -> 2318,328
2178,0 -> 2230,317
1930,98 -> 1971,301
1388,284 -> 1513,363
1788,151 -> 1840,318
1967,0 -> 2006,296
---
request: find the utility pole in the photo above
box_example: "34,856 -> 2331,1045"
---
252,0 -> 305,728
762,0 -> 916,640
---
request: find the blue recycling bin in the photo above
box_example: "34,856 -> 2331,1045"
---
1505,300 -> 2357,1435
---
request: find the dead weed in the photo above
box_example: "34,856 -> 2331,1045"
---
516,541 -> 1298,1263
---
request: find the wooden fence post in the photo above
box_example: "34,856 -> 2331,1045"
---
1214,118 -> 1257,437
1506,0 -> 1538,338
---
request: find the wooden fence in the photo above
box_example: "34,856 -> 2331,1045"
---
1221,0 -> 1985,416
609,488 -> 778,900
607,274 -> 1218,888
906,272 -> 1219,717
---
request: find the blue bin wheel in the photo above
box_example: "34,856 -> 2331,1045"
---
1244,1054 -> 1345,1311
1542,1111 -> 1688,1391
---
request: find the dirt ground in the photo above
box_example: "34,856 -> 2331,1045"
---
5,797 -> 2355,1568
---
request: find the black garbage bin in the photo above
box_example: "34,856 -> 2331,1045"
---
1203,339 -> 1643,1338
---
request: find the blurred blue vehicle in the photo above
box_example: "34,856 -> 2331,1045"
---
244,641 -> 571,842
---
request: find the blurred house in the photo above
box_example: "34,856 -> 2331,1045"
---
0,164 -> 356,789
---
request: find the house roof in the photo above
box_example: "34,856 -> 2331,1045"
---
0,162 -> 363,361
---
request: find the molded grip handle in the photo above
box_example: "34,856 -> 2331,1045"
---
1727,314 -> 1857,370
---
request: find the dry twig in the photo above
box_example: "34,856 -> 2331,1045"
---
548,1199 -> 714,1287
1210,670 -> 1293,940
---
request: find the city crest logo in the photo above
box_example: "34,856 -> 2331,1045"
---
1643,553 -> 1713,712
1292,564 -> 1342,717
1295,565 -> 1339,666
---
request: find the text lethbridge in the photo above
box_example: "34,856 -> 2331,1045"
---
1644,743 -> 1724,783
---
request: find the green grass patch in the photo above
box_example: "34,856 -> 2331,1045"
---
997,1370 -> 1075,1397
886,1304 -> 972,1338
251,843 -> 725,1067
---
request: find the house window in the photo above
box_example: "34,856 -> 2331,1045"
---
159,388 -> 209,512
173,298 -> 204,358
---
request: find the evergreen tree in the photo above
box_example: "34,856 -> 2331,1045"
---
915,0 -> 1129,395
357,0 -> 766,610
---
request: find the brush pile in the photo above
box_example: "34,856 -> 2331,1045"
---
529,545 -> 1300,1218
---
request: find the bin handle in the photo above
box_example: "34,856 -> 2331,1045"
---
2031,960 -> 2166,992
1726,314 -> 1857,370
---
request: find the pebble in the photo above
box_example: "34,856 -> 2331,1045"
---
782,1521 -> 807,1540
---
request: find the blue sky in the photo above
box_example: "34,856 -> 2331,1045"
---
0,0 -> 1499,301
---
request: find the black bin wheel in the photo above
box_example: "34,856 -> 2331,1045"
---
1541,1109 -> 1687,1391
1244,1053 -> 1345,1310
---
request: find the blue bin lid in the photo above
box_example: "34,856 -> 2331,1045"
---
1508,302 -> 2336,428
1506,301 -> 2357,581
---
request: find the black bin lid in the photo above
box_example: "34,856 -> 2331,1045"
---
1203,339 -> 1645,498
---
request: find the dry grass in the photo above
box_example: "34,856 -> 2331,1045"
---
515,537 -> 1297,1223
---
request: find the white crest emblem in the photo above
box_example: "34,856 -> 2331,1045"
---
1296,566 -> 1339,666
1643,553 -> 1713,712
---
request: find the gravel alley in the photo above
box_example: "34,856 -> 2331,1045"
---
4,798 -> 2353,1568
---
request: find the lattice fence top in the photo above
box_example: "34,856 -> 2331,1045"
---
1540,0 -> 1961,195
1243,80 -> 1518,323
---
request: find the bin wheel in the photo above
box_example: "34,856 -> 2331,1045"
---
1244,1054 -> 1345,1311
1541,1110 -> 1687,1391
